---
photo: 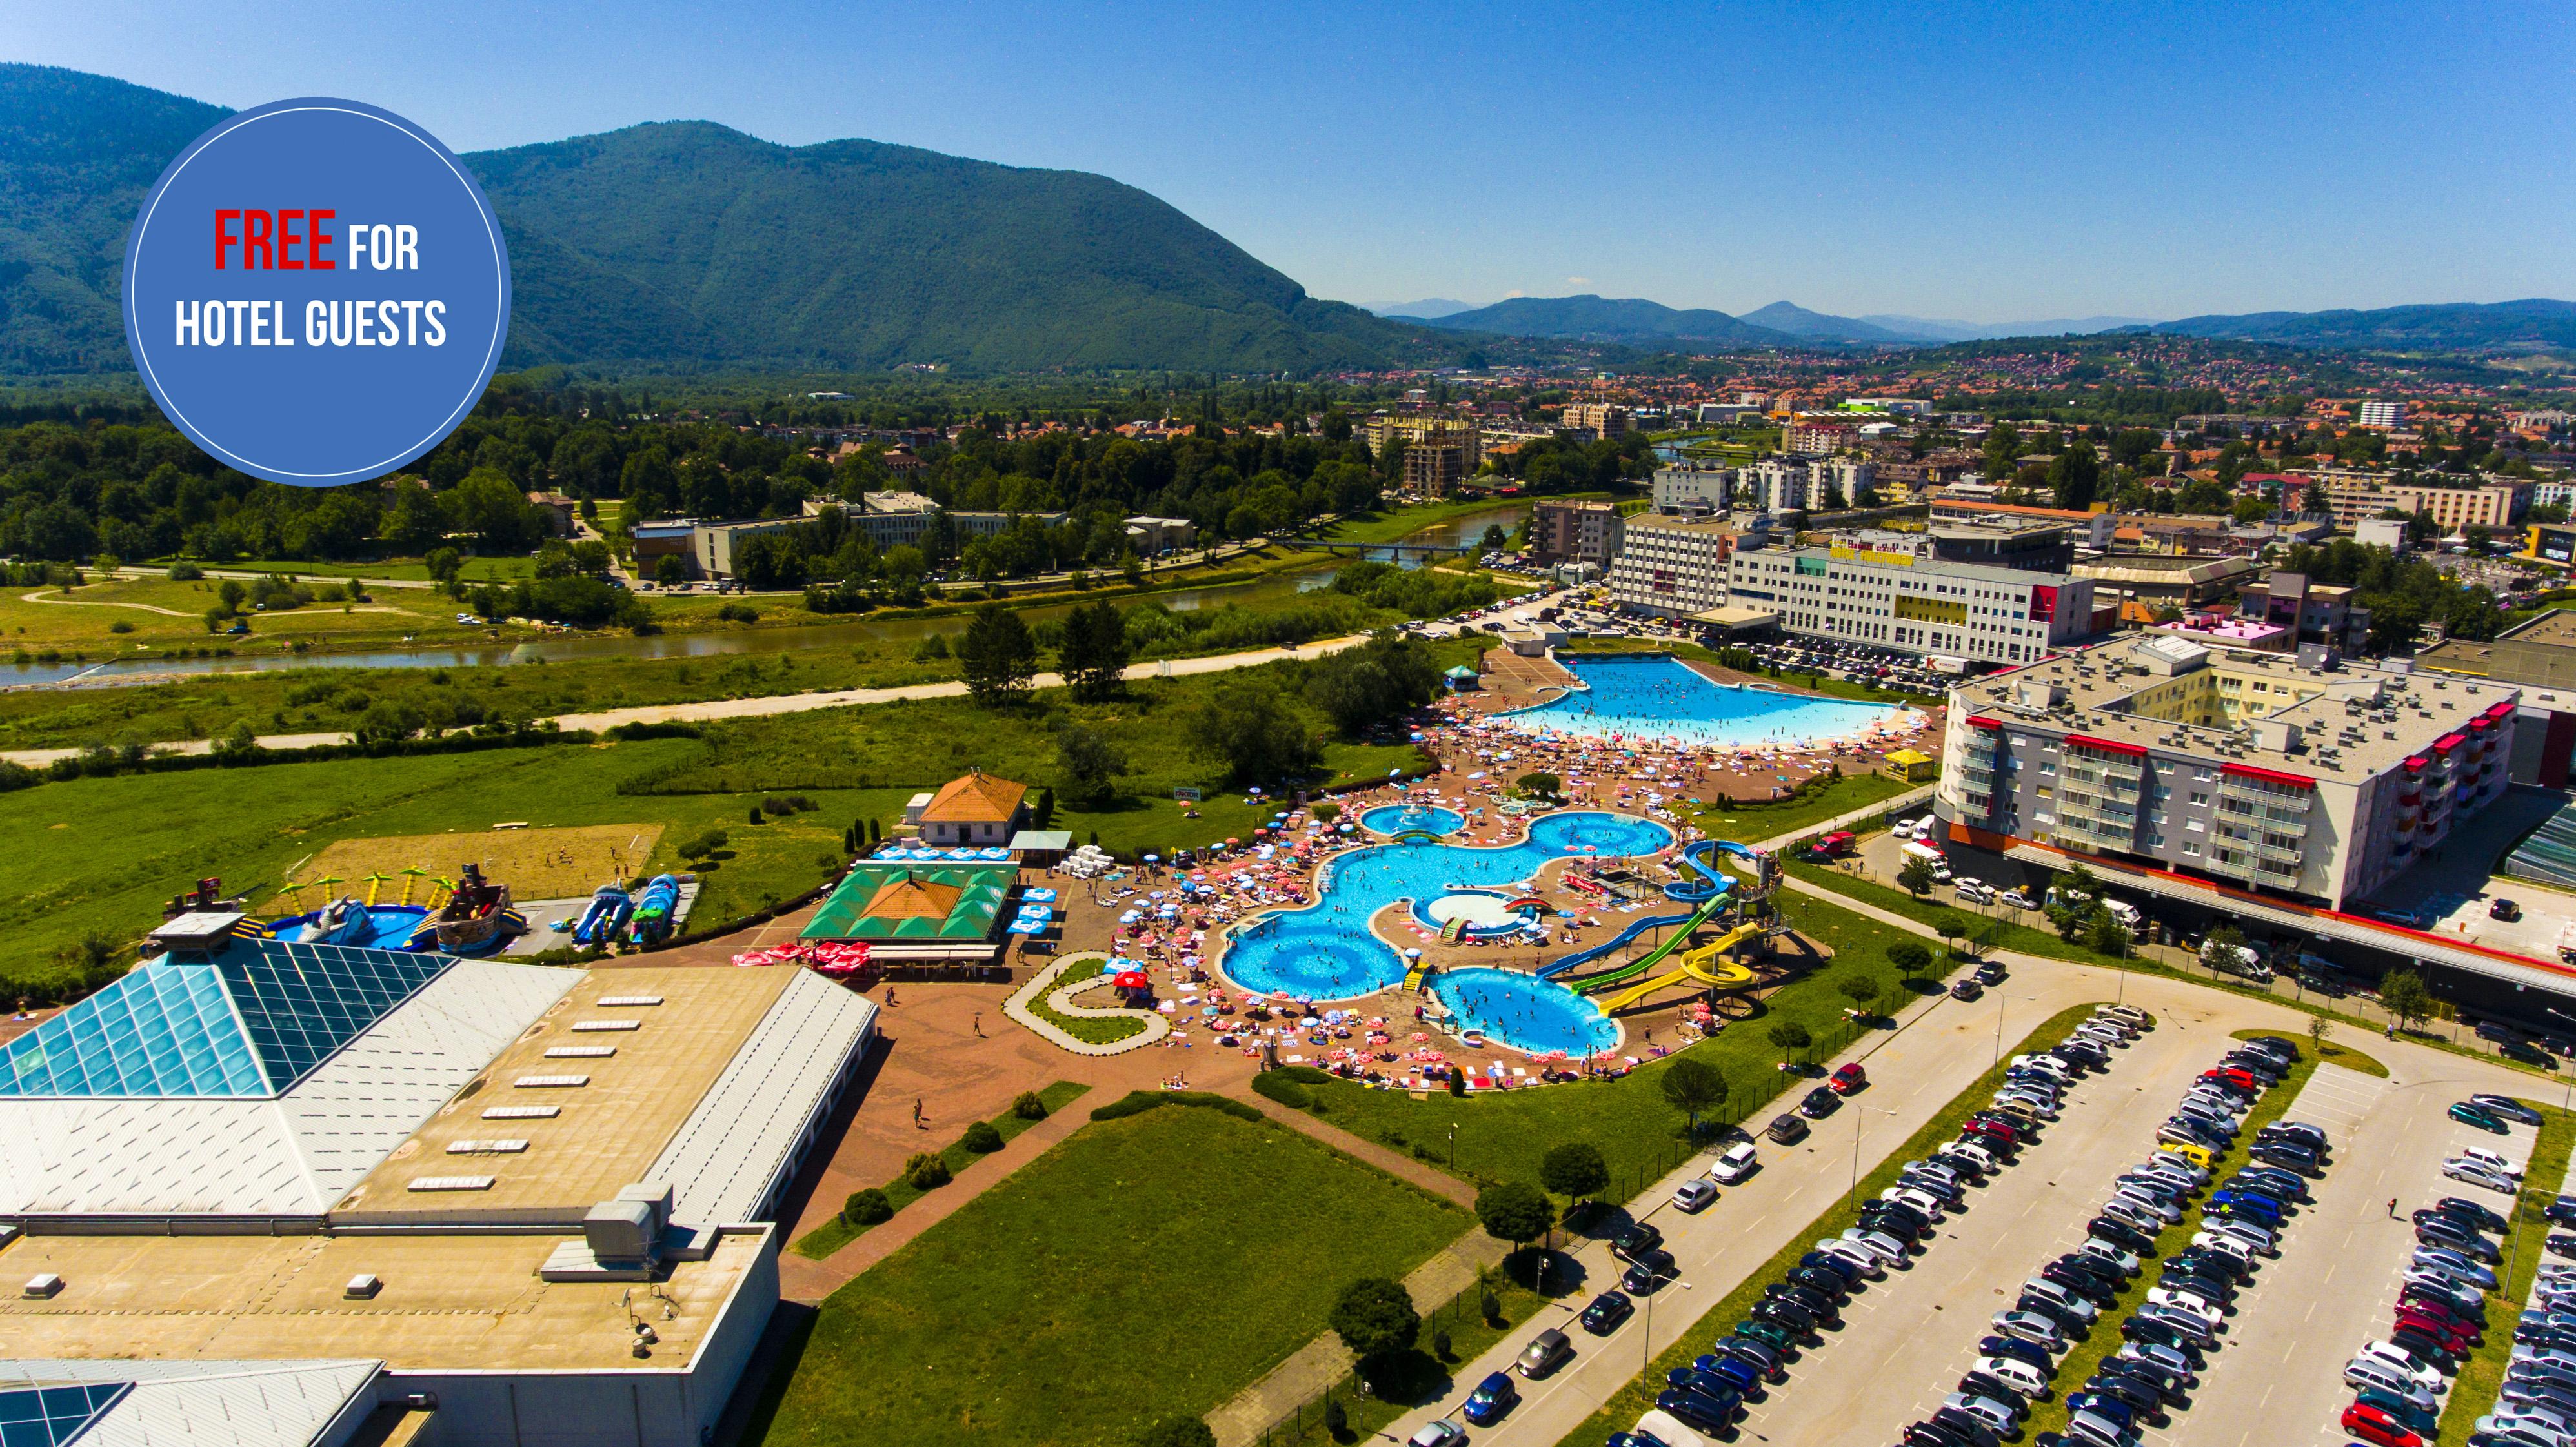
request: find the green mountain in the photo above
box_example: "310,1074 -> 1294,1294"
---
2153,299 -> 2576,352
0,63 -> 1431,376
1420,294 -> 1796,347
1736,300 -> 1918,345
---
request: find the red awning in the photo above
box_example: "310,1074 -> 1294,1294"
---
2471,718 -> 2492,731
2065,734 -> 2148,758
2484,702 -> 2517,721
1965,715 -> 2003,731
2221,762 -> 2315,789
2433,733 -> 2467,753
2403,755 -> 2428,772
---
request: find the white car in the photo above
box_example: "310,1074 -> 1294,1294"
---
1814,1239 -> 1884,1279
2448,1158 -> 2521,1193
1944,1393 -> 2018,1432
1881,1186 -> 1947,1219
1973,1356 -> 2052,1400
2079,1239 -> 2141,1275
2344,1359 -> 2439,1414
1707,1142 -> 1760,1183
2020,1279 -> 2097,1322
2478,1410 -> 2576,1445
2144,1287 -> 2224,1326
2189,1233 -> 2255,1268
1671,1179 -> 1719,1213
2354,1341 -> 2446,1391
1844,1228 -> 1911,1266
1408,1421 -> 1468,1447
2460,1146 -> 2526,1179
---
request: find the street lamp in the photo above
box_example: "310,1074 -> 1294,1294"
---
1847,1104 -> 1900,1215
1992,992 -> 2044,1069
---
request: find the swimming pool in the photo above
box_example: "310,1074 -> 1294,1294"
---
1218,809 -> 1670,1031
1499,652 -> 1906,749
1360,804 -> 1467,837
1433,967 -> 1622,1057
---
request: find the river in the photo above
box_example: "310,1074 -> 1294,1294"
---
22,502 -> 1529,690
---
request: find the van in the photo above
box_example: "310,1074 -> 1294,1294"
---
2104,899 -> 2142,929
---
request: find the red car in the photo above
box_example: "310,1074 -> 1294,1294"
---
2200,1068 -> 2258,1091
2341,1402 -> 2423,1447
2393,1309 -> 2473,1351
1829,1063 -> 1868,1095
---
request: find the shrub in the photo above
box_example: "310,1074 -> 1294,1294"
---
108,620 -> 133,634
1136,1418 -> 1216,1447
747,806 -> 766,825
1251,1072 -> 1313,1108
166,561 -> 204,581
1089,1089 -> 1262,1123
961,1120 -> 1004,1153
1328,1277 -> 1420,1365
1011,1090 -> 1049,1120
905,1153 -> 952,1189
841,1188 -> 892,1225
716,603 -> 759,623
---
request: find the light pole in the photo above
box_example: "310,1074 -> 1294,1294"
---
1993,993 -> 2042,1069
1847,1104 -> 1898,1215
2546,1009 -> 2576,1117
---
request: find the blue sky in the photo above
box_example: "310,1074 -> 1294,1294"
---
8,0 -> 2571,322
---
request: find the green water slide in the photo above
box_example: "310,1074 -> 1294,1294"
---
1573,895 -> 1731,993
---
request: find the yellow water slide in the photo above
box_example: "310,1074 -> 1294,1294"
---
1591,921 -> 1765,1015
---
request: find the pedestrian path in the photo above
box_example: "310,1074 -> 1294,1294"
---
1001,954 -> 1169,1055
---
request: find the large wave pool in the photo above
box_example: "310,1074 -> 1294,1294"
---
1499,652 -> 1906,749
1433,967 -> 1622,1057
1360,804 -> 1466,837
1218,809 -> 1669,1023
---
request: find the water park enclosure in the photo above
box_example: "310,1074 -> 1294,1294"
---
296,824 -> 665,907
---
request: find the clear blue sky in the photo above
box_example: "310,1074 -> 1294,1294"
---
9,0 -> 2571,322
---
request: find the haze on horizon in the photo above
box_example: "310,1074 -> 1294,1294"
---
6,0 -> 2570,328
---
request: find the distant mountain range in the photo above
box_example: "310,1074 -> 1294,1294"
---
2151,299 -> 2576,352
0,63 -> 1431,376
1369,298 -> 1476,319
1411,295 -> 1798,347
1858,312 -> 2157,342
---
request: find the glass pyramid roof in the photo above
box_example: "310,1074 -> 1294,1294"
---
0,1382 -> 127,1447
0,940 -> 452,1099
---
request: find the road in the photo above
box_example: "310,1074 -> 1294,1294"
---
1374,888 -> 2563,1447
0,632 -> 1378,767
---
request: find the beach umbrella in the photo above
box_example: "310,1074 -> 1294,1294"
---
1143,853 -> 1160,864
1113,970 -> 1150,989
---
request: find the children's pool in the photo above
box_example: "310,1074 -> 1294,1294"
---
1360,804 -> 1467,837
1500,652 -> 1906,749
1433,967 -> 1622,1057
1217,809 -> 1669,1043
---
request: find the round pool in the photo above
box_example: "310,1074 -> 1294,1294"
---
1417,890 -> 1540,938
1431,967 -> 1621,1058
1361,804 -> 1467,838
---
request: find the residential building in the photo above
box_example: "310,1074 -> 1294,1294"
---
1722,547 -> 2094,666
1742,458 -> 1813,512
0,935 -> 880,1447
1652,462 -> 1736,514
1820,457 -> 1876,507
2357,400 -> 2410,430
1530,499 -> 1624,569
911,769 -> 1032,847
1605,514 -> 1744,618
1933,633 -> 2518,914
2416,608 -> 2576,786
1560,403 -> 1631,437
1402,439 -> 1471,498
2176,414 -> 2306,437
2353,518 -> 2411,551
526,491 -> 578,537
1782,420 -> 1854,456
1365,416 -> 1484,471
1123,516 -> 1198,554
1929,499 -> 2115,547
2534,480 -> 2576,511
694,518 -> 805,580
2320,472 -> 2528,531
2511,410 -> 2574,433
2235,572 -> 2370,653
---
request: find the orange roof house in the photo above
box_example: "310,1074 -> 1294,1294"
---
912,769 -> 1032,846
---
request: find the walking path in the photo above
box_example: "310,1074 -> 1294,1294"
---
0,634 -> 1373,766
1002,954 -> 1170,1055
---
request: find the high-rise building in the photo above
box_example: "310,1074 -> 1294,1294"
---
1560,403 -> 1632,437
1724,547 -> 2093,665
2357,400 -> 2409,430
1606,514 -> 1746,617
1652,463 -> 1736,514
1530,499 -> 1624,567
1365,415 -> 1483,471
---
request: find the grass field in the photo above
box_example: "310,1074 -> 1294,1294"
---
787,1080 -> 1092,1260
297,824 -> 668,908
1297,885 -> 1957,1200
749,1102 -> 1469,1447
2435,1099 -> 2576,1446
1544,1002 -> 2111,1447
1684,769 -> 1916,847
0,574 -> 494,656
0,740 -> 912,1000
205,556 -> 538,582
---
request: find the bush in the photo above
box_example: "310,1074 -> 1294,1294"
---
842,1188 -> 893,1225
1328,1276 -> 1420,1364
1011,1090 -> 1049,1120
1136,1418 -> 1216,1447
716,603 -> 760,623
760,794 -> 818,816
108,620 -> 133,634
1273,1064 -> 1334,1084
166,561 -> 203,581
1089,1089 -> 1263,1123
905,1153 -> 952,1189
1251,1072 -> 1313,1108
747,805 -> 766,825
961,1120 -> 1004,1153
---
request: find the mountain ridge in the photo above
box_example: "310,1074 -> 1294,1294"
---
1418,294 -> 1796,347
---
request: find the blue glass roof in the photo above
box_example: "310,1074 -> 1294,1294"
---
0,1382 -> 127,1447
0,940 -> 451,1099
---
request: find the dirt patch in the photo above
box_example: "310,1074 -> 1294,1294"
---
296,824 -> 665,907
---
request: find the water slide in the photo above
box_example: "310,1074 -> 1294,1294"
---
1537,838 -> 1756,984
1590,922 -> 1766,1015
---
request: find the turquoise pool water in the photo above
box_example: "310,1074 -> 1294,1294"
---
1500,652 -> 1904,748
1433,967 -> 1622,1057
1361,804 -> 1467,837
1218,810 -> 1669,1037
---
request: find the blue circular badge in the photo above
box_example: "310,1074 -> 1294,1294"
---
122,98 -> 511,488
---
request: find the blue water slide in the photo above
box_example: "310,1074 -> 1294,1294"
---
1538,838 -> 1758,980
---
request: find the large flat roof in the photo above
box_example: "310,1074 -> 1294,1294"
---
330,966 -> 796,1227
0,1228 -> 764,1373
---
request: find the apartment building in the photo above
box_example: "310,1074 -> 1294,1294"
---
1366,415 -> 1484,470
1560,403 -> 1632,437
1723,547 -> 2094,665
2320,471 -> 2529,531
1782,420 -> 1854,456
1606,514 -> 1742,618
1124,516 -> 1198,553
1742,458 -> 1814,512
1402,440 -> 1471,498
2357,400 -> 2410,430
1652,462 -> 1736,514
2236,571 -> 2370,653
1531,499 -> 1625,568
1934,634 -> 2517,911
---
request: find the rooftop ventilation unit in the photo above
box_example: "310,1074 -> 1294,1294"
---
571,1020 -> 641,1033
596,995 -> 665,1007
405,1175 -> 496,1192
513,1074 -> 590,1088
482,1104 -> 560,1120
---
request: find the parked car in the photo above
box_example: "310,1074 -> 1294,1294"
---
1709,1142 -> 1760,1182
1514,1328 -> 1572,1377
1830,1062 -> 1867,1094
1672,1179 -> 1719,1213
1462,1371 -> 1519,1425
1612,1223 -> 1665,1262
1800,1086 -> 1843,1118
1766,1113 -> 1810,1145
1580,1290 -> 1634,1334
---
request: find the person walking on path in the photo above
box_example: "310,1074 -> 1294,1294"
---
972,1011 -> 983,1037
914,1098 -> 927,1129
2388,1197 -> 2399,1219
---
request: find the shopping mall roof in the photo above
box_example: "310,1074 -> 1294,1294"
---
0,1359 -> 387,1447
803,863 -> 1014,942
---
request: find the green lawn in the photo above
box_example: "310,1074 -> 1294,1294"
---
200,556 -> 538,582
2437,1100 -> 2576,1446
789,1080 -> 1092,1260
0,740 -> 916,1001
1022,960 -> 1147,1047
749,1102 -> 1469,1447
1298,886 -> 1962,1200
1683,769 -> 1917,847
1545,1002 -> 2113,1447
1320,500 -> 1528,547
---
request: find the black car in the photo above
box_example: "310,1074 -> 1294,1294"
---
2249,1142 -> 2317,1173
1952,979 -> 1986,1002
2170,1248 -> 2246,1282
1900,1172 -> 1967,1204
1903,1423 -> 1975,1447
2124,1315 -> 2202,1359
2043,1261 -> 2118,1306
1749,1295 -> 1815,1333
2439,1196 -> 2512,1232
1620,1249 -> 1678,1295
2081,1373 -> 2166,1422
1714,1337 -> 1785,1382
2053,1253 -> 2125,1288
1867,1200 -> 1932,1236
1767,1113 -> 1811,1145
1860,1211 -> 1927,1244
1787,1263 -> 1851,1300
2088,1217 -> 2158,1255
2015,1294 -> 2088,1334
1980,1335 -> 2053,1372
1611,1222 -> 1665,1262
1799,1250 -> 1864,1286
1931,1150 -> 1991,1182
1929,1406 -> 2003,1447
2101,1355 -> 2188,1401
1653,1385 -> 1740,1436
2550,1196 -> 2576,1229
1767,1280 -> 1839,1319
1976,962 -> 2007,984
1800,1086 -> 1842,1119
1579,1290 -> 1633,1334
1959,1371 -> 2029,1415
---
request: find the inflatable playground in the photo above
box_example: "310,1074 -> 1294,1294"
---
256,862 -> 528,956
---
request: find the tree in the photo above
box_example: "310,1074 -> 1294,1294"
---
1516,771 -> 1562,801
1539,1141 -> 1610,1203
1836,974 -> 1882,1013
423,546 -> 463,583
2379,967 -> 2435,1034
2308,1011 -> 2330,1053
1057,598 -> 1132,702
445,468 -> 541,552
1886,941 -> 1931,978
1327,1277 -> 1420,1369
1136,1419 -> 1217,1447
1897,856 -> 1937,896
2200,923 -> 2246,975
1660,1055 -> 1727,1129
1055,723 -> 1128,808
654,554 -> 687,586
1930,912 -> 1969,947
2048,441 -> 2101,511
1305,634 -> 1442,738
1766,1020 -> 1812,1066
1186,681 -> 1322,784
1474,1180 -> 1555,1262
956,602 -> 1038,706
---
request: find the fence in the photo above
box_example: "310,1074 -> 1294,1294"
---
1249,1263 -> 1522,1447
